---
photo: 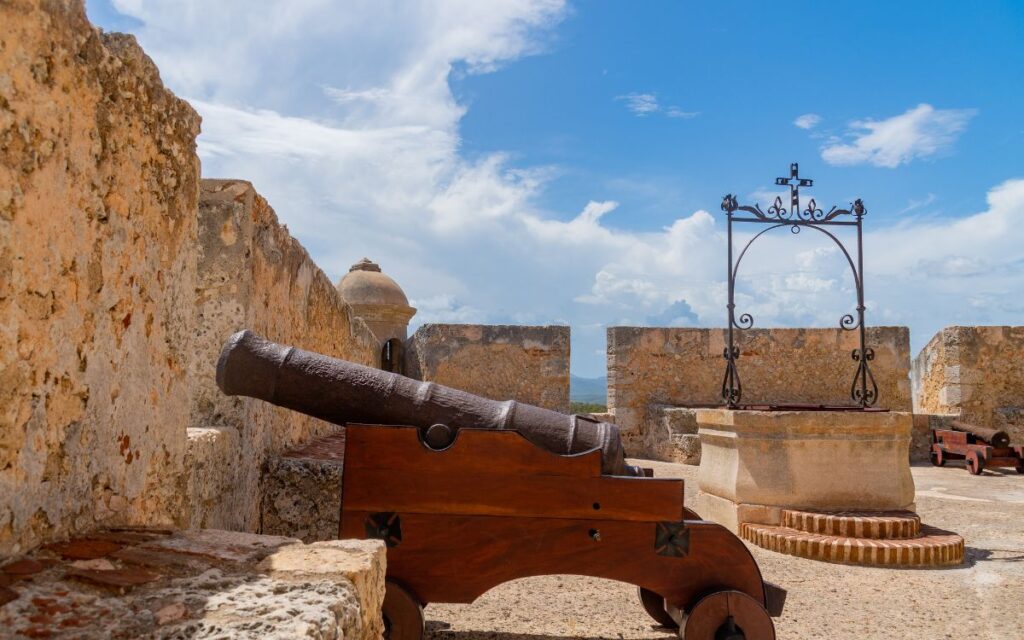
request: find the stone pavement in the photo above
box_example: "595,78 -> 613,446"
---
425,461 -> 1024,640
0,529 -> 385,639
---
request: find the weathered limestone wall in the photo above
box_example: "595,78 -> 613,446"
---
608,327 -> 912,454
913,326 -> 1024,443
1,0 -> 201,554
406,324 -> 571,412
0,2 -> 381,554
187,179 -> 379,531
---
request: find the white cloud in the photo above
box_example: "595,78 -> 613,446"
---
409,294 -> 487,325
897,193 -> 937,215
821,104 -> 977,168
616,93 -> 659,116
794,113 -> 821,129
665,106 -> 699,119
616,93 -> 698,119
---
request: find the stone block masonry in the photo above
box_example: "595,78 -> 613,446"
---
913,325 -> 1024,444
607,326 -> 912,457
406,323 -> 571,412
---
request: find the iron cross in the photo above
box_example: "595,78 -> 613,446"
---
775,162 -> 813,211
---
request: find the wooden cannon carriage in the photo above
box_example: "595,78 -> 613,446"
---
930,420 -> 1024,475
218,331 -> 785,639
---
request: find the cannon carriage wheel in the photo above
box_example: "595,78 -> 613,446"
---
965,450 -> 985,475
638,587 -> 679,628
382,581 -> 425,640
681,590 -> 776,640
929,447 -> 945,467
638,587 -> 777,639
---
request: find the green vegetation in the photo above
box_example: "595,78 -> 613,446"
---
571,401 -> 607,414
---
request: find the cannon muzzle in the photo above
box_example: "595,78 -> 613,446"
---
217,330 -> 639,476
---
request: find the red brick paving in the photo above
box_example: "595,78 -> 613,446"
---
741,509 -> 964,567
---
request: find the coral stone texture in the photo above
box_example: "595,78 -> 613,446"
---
0,1 -> 380,554
1,0 -> 201,554
607,326 -> 912,457
189,179 -> 378,532
406,324 -> 571,412
913,325 -> 1024,443
694,408 -> 916,532
261,432 -> 347,543
0,528 -> 386,639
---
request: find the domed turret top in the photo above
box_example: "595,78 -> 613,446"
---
338,257 -> 411,308
336,258 -> 416,342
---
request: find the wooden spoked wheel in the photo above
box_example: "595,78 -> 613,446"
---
637,587 -> 678,628
382,581 -> 425,640
682,590 -> 775,640
965,451 -> 985,475
930,448 -> 945,467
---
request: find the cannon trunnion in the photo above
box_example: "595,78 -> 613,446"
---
216,331 -> 783,639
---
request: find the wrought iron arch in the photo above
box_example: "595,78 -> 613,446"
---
720,162 -> 877,408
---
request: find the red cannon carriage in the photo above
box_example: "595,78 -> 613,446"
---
930,420 -> 1024,475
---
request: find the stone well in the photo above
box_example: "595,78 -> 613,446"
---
694,408 -> 915,532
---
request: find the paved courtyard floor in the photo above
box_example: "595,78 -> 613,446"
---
426,461 -> 1024,640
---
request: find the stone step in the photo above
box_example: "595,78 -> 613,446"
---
781,509 -> 920,539
740,523 -> 964,567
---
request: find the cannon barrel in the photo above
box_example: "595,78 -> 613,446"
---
217,330 -> 639,477
950,420 -> 1010,448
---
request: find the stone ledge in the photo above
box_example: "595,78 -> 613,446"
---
0,528 -> 385,639
261,432 -> 346,542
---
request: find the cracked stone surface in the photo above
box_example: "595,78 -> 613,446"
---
0,528 -> 385,639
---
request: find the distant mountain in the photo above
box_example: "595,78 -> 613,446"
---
570,375 -> 607,404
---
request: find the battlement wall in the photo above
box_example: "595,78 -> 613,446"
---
188,180 -> 379,531
406,324 -> 571,413
607,326 -> 912,456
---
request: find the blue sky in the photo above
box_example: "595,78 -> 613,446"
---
87,1 -> 1024,377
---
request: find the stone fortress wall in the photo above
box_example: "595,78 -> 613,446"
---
607,327 -> 913,459
2,0 -> 203,555
0,0 -> 383,555
406,324 -> 571,413
913,326 -> 1024,443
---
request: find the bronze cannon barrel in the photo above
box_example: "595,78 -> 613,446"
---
216,330 -> 640,477
950,420 -> 1010,449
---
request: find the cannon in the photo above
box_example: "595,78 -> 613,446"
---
217,330 -> 636,477
218,330 -> 785,639
931,420 -> 1024,475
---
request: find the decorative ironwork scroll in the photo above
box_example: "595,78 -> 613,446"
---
720,162 -> 877,408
